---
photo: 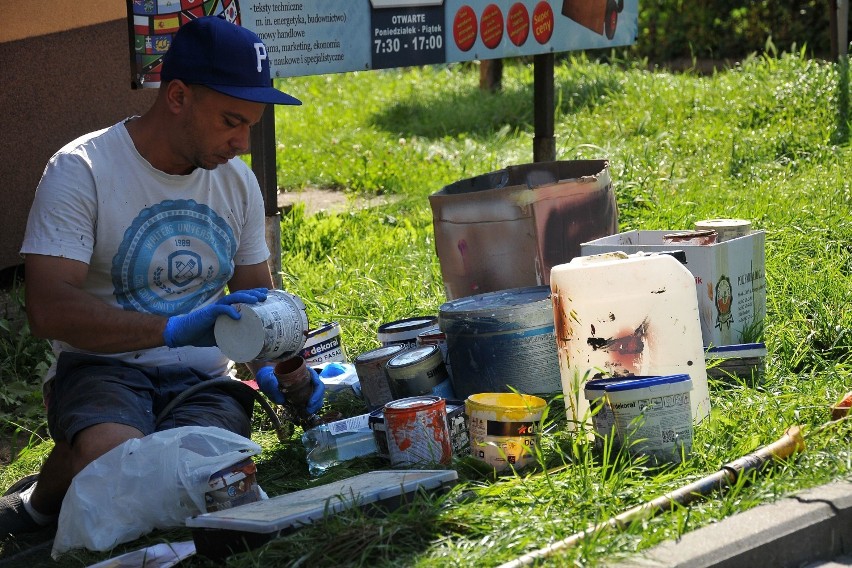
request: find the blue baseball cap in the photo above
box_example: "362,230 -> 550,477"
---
161,16 -> 301,106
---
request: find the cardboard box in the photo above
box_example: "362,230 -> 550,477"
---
429,160 -> 618,300
580,230 -> 766,347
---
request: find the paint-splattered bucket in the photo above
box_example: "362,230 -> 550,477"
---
354,344 -> 407,410
377,316 -> 438,348
370,399 -> 469,461
204,458 -> 262,513
465,393 -> 546,472
605,374 -> 693,464
300,321 -> 345,365
384,396 -> 452,467
438,286 -> 561,399
214,290 -> 308,363
385,345 -> 455,399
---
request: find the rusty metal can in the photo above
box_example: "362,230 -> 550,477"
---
354,344 -> 407,410
661,229 -> 718,246
386,345 -> 455,400
384,396 -> 452,467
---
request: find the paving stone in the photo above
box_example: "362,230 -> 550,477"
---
613,482 -> 852,568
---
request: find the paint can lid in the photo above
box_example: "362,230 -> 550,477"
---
438,286 -> 552,333
584,377 -> 634,394
354,344 -> 408,364
603,374 -> 692,393
377,316 -> 438,342
386,345 -> 440,369
384,395 -> 443,412
306,321 -> 339,338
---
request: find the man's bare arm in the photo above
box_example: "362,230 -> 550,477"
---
25,254 -> 168,353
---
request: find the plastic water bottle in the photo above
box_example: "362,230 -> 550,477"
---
301,413 -> 378,476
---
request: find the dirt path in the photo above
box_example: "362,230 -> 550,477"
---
277,188 -> 399,216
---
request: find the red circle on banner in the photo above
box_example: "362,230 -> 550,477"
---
507,3 -> 530,47
532,1 -> 554,44
453,6 -> 478,52
479,4 -> 504,50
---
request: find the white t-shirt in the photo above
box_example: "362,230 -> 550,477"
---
20,119 -> 270,382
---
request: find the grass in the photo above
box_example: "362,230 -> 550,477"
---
2,50 -> 852,566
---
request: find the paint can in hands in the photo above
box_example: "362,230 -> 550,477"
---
214,290 -> 308,363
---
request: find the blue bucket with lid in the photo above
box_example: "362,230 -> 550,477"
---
604,374 -> 693,464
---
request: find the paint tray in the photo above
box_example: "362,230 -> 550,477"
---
186,469 -> 458,559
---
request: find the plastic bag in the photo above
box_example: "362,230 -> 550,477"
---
52,426 -> 263,558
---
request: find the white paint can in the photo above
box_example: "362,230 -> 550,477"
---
605,374 -> 693,464
583,377 -> 624,451
377,316 -> 438,348
301,321 -> 345,365
214,290 -> 308,363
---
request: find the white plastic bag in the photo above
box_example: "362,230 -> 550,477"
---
52,426 -> 263,558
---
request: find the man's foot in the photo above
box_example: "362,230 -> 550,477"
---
0,475 -> 45,536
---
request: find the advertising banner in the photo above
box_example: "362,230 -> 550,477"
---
129,0 -> 637,86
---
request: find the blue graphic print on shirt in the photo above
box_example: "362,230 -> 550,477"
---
112,199 -> 236,316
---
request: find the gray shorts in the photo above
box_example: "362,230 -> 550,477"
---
47,352 -> 254,443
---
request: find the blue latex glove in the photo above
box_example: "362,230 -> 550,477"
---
305,367 -> 327,414
256,366 -> 285,404
256,365 -> 326,414
163,288 -> 268,348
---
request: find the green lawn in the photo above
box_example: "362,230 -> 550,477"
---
2,51 -> 851,566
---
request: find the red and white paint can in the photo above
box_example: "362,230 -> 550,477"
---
384,396 -> 452,467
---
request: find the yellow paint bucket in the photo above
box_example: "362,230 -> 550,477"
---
465,393 -> 547,472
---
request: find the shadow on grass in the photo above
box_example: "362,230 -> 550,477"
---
370,73 -> 624,139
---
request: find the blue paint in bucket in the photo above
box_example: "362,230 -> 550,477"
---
438,285 -> 561,398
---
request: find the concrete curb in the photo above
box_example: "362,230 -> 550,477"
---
613,481 -> 852,568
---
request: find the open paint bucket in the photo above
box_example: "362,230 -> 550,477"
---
604,374 -> 693,464
465,393 -> 546,472
439,286 -> 561,398
214,290 -> 308,363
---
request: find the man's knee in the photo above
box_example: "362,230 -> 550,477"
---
70,423 -> 145,476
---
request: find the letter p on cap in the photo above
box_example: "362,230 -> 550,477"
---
254,43 -> 267,72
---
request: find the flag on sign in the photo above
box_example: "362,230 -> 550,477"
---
157,0 -> 182,14
153,14 -> 180,34
179,5 -> 205,25
133,15 -> 150,35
